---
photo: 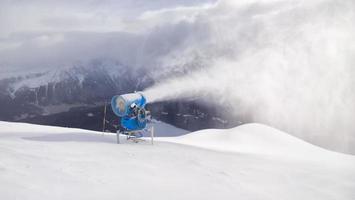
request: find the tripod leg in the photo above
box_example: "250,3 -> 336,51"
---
151,126 -> 154,145
116,130 -> 120,144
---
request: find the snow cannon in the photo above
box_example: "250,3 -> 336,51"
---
111,92 -> 148,132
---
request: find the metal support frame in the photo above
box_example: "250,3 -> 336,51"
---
115,126 -> 154,145
151,126 -> 154,145
116,131 -> 120,144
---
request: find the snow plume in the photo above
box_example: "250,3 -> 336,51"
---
143,0 -> 355,153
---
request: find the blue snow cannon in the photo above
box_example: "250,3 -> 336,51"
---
111,92 -> 148,132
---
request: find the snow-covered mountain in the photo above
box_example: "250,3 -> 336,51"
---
0,121 -> 354,200
0,61 -> 153,120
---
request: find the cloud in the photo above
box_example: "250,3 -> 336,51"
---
0,0 -> 215,36
0,0 -> 215,74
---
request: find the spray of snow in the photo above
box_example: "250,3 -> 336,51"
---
143,0 -> 355,153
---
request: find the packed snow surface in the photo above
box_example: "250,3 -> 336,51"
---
0,121 -> 354,200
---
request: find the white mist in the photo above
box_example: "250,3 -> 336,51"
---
143,0 -> 355,153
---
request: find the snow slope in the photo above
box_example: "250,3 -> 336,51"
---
0,121 -> 354,200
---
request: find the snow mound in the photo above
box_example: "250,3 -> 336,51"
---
160,123 -> 354,161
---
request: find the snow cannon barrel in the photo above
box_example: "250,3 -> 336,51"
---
111,92 -> 147,117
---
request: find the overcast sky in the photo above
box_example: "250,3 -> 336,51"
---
0,0 -> 215,75
0,0 -> 215,35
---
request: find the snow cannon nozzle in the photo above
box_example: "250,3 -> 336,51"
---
111,92 -> 147,117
